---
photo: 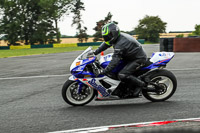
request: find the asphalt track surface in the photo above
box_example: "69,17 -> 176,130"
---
0,44 -> 200,133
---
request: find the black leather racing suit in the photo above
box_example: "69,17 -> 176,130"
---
94,33 -> 147,87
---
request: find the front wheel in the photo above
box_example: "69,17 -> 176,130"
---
142,69 -> 177,102
62,80 -> 95,106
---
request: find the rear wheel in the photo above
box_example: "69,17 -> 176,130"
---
142,69 -> 177,102
62,80 -> 95,106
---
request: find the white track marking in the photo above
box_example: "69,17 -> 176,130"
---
0,74 -> 71,80
48,117 -> 200,133
169,68 -> 200,71
0,68 -> 199,80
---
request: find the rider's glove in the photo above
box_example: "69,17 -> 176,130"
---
98,69 -> 105,76
94,69 -> 105,77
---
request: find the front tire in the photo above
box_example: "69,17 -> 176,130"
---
142,69 -> 177,102
62,80 -> 95,106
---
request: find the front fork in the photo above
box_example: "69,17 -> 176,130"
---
69,75 -> 84,94
76,81 -> 85,94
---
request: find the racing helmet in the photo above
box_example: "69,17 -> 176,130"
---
101,23 -> 120,45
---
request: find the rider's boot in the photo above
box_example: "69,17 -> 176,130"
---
95,91 -> 119,101
127,75 -> 146,97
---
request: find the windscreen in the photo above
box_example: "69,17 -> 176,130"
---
78,47 -> 93,60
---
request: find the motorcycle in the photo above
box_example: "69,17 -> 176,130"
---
62,47 -> 177,106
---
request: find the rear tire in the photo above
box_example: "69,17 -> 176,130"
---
62,80 -> 95,106
142,69 -> 177,102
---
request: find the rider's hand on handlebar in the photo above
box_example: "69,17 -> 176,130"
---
97,69 -> 105,76
100,69 -> 105,74
94,68 -> 105,77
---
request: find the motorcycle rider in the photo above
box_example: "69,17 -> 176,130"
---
93,22 -> 147,100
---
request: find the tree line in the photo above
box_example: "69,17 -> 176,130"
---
0,0 -> 86,45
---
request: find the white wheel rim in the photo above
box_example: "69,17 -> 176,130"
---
147,76 -> 174,100
66,82 -> 94,105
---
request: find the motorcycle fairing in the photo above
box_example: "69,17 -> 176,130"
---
69,76 -> 120,97
71,56 -> 96,78
141,52 -> 174,70
70,47 -> 94,71
74,77 -> 110,97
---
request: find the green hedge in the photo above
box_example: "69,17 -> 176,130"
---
31,44 -> 53,48
0,46 -> 10,50
137,39 -> 145,44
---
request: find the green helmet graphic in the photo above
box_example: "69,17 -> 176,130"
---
102,23 -> 120,45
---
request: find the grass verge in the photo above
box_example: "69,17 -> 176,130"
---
0,46 -> 99,58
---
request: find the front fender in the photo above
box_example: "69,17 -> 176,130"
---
68,75 -> 76,81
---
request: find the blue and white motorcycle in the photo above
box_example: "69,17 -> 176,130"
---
62,47 -> 177,106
